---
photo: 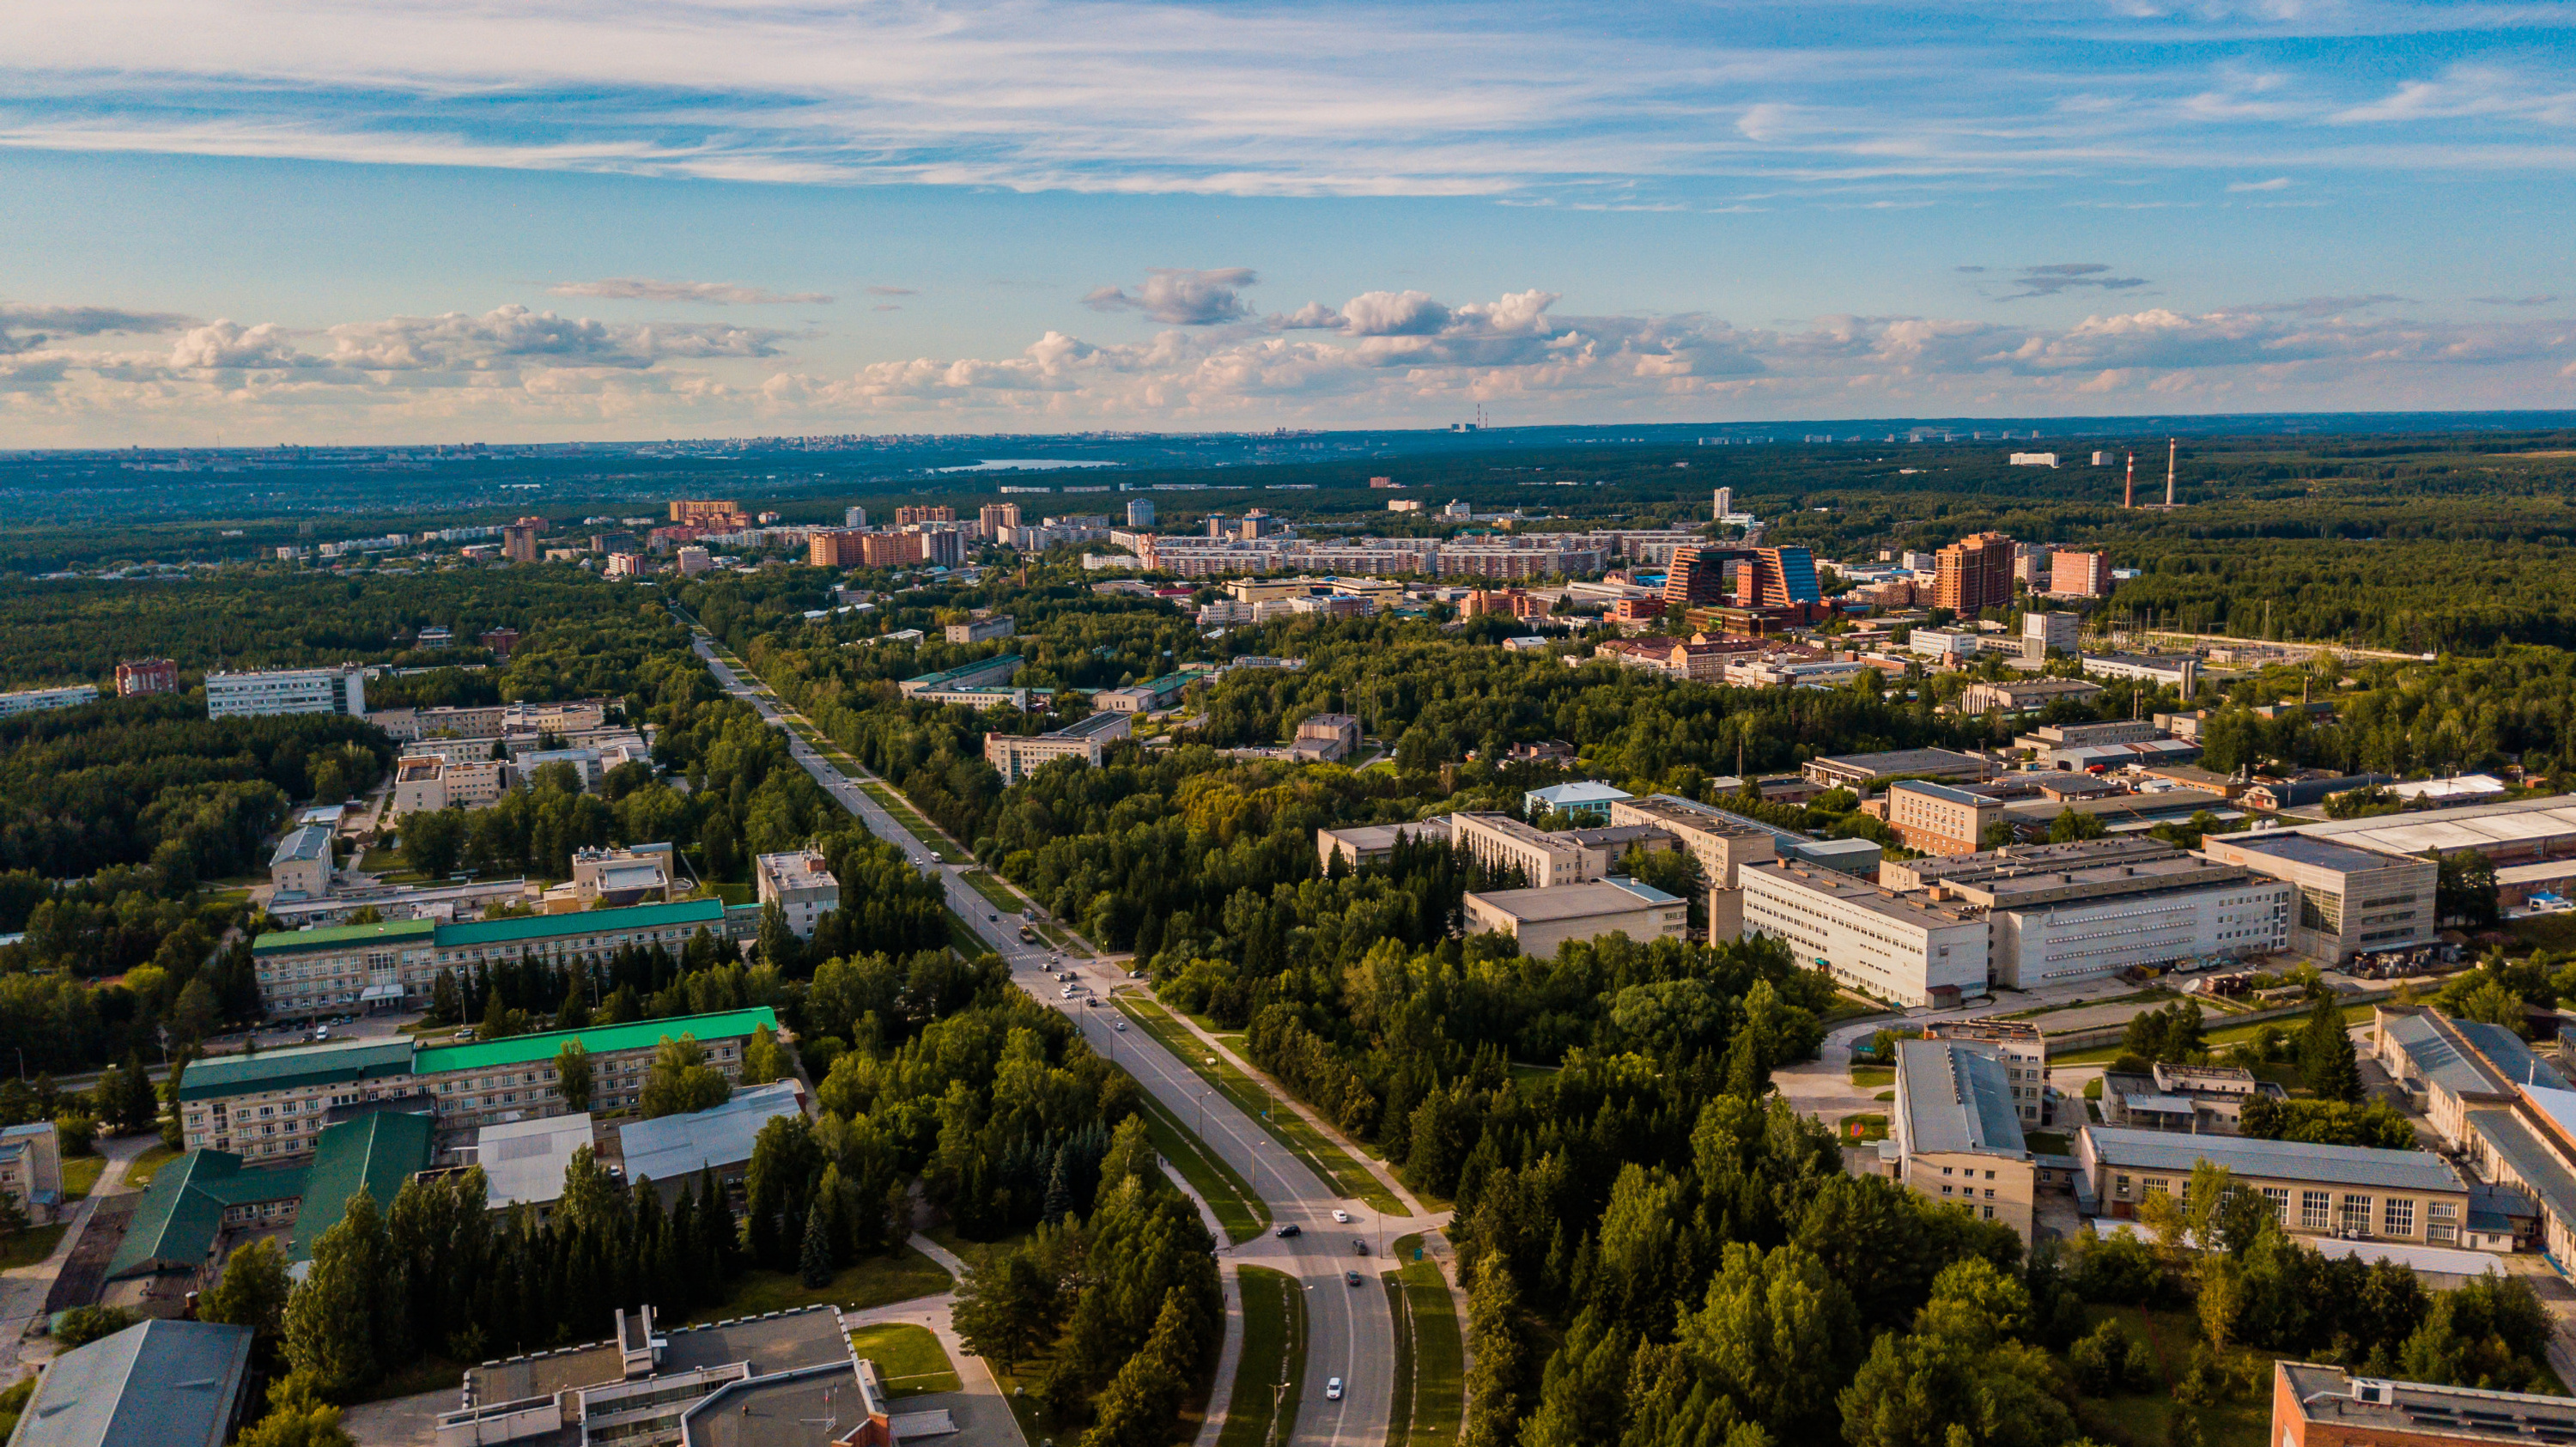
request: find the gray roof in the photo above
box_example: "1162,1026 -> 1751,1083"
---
269,824 -> 332,867
1897,1039 -> 2027,1158
2224,832 -> 2409,873
2081,1126 -> 2466,1192
13,1320 -> 253,1447
2452,1019 -> 2569,1091
477,1114 -> 595,1209
617,1081 -> 804,1184
2382,1011 -> 2498,1100
1814,747 -> 1984,778
2466,1110 -> 2576,1226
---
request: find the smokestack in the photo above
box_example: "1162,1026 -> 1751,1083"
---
2123,453 -> 2135,509
2166,438 -> 2177,508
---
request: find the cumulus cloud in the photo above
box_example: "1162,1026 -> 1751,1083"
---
1991,264 -> 2152,301
0,301 -> 197,354
1083,268 -> 1258,325
323,305 -> 792,370
1268,301 -> 1345,330
548,278 -> 834,305
168,319 -> 314,370
1339,290 -> 1451,336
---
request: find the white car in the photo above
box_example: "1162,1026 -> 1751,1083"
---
1331,1209 -> 1351,1223
1326,1378 -> 1343,1401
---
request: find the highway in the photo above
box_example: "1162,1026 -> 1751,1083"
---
693,633 -> 1397,1447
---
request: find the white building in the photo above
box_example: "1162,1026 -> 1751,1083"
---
206,666 -> 366,720
2021,611 -> 2079,657
0,684 -> 99,720
1739,859 -> 1991,1008
753,849 -> 840,939
268,824 -> 336,900
1462,878 -> 1689,959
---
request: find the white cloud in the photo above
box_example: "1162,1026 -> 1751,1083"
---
2227,175 -> 2293,190
1339,290 -> 1451,336
548,278 -> 835,304
1083,268 -> 1259,325
0,302 -> 197,354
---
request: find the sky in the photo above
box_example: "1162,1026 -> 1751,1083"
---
2,0 -> 2573,444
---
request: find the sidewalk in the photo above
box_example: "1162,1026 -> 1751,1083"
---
0,1134 -> 156,1374
835,1233 -> 1031,1447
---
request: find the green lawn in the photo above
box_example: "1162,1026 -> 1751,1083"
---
124,1145 -> 181,1189
0,1225 -> 67,1271
2507,915 -> 2576,953
1836,1113 -> 1890,1144
961,869 -> 1030,918
2024,1131 -> 2073,1155
1218,1268 -> 1304,1447
857,781 -> 953,851
924,1224 -> 1027,1277
676,1244 -> 954,1324
1385,1237 -> 1463,1447
1133,1091 -> 1271,1242
1850,1066 -> 1893,1089
2053,1002 -> 2380,1067
710,881 -> 756,906
59,1156 -> 104,1201
1115,995 -> 1406,1216
847,1322 -> 963,1398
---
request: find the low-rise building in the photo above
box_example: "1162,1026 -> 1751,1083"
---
2270,1360 -> 2576,1447
2078,652 -> 2197,693
983,709 -> 1133,784
1957,677 -> 2105,714
1883,779 -> 2002,856
2076,1125 -> 2470,1243
1801,747 -> 1988,790
945,615 -> 1017,644
1889,1038 -> 2036,1240
2098,1062 -> 2287,1133
1893,840 -> 2291,988
617,1081 -> 805,1206
0,1121 -> 63,1224
899,654 -> 1023,698
753,849 -> 839,939
391,755 -> 507,815
1314,818 -> 1453,873
9,1318 -> 254,1447
1461,878 -> 1689,959
1740,859 -> 1991,1007
2200,832 -> 2439,964
1523,781 -> 1634,822
1452,812 -> 1600,888
268,824 -> 336,900
1291,713 -> 1362,763
1921,1020 -> 2050,1127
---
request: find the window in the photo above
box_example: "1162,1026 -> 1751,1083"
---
2429,1200 -> 2459,1244
2143,1177 -> 2170,1196
2301,1191 -> 2331,1231
2261,1187 -> 2290,1221
2115,1174 -> 2132,1200
2341,1194 -> 2373,1235
1983,1206 -> 1995,1220
2384,1199 -> 2415,1237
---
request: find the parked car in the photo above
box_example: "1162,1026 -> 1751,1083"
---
454,1029 -> 477,1042
1331,1209 -> 1351,1223
1275,1224 -> 1301,1238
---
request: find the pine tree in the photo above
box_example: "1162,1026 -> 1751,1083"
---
283,1193 -> 389,1396
1043,1146 -> 1074,1226
797,1199 -> 835,1289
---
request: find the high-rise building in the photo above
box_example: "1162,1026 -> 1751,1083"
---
669,499 -> 744,526
1713,486 -> 1734,519
1736,546 -> 1821,608
896,505 -> 956,526
808,529 -> 868,568
1662,545 -> 1734,610
116,658 -> 179,696
1933,532 -> 2015,615
205,666 -> 364,720
843,506 -> 867,529
979,502 -> 1021,537
675,546 -> 713,576
2049,550 -> 2112,599
501,518 -> 544,564
860,532 -> 918,568
1126,498 -> 1156,527
2021,611 -> 2080,658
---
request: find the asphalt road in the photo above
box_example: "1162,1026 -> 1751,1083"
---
695,634 -> 1396,1447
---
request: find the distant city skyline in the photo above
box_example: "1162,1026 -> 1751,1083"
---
3,0 -> 2571,444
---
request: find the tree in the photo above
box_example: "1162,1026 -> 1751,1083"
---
1078,1288 -> 1197,1447
640,1034 -> 731,1118
201,1237 -> 293,1345
757,903 -> 802,975
52,1305 -> 136,1349
1458,1254 -> 1529,1447
798,1198 -> 836,1288
283,1192 -> 390,1396
952,1247 -> 1065,1371
238,1377 -> 356,1447
2300,997 -> 2362,1103
2048,807 -> 2107,843
402,809 -> 466,880
2434,849 -> 2500,929
742,1024 -> 787,1086
171,977 -> 222,1045
554,1042 -> 594,1113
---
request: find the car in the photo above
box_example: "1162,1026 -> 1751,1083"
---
1274,1224 -> 1301,1238
1331,1209 -> 1351,1224
988,913 -> 999,922
1114,1021 -> 1127,1032
1326,1378 -> 1343,1401
1345,1270 -> 1361,1286
1084,998 -> 1099,1008
454,1028 -> 477,1042
1352,1239 -> 1368,1255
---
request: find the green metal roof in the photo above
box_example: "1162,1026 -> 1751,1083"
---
289,1112 -> 434,1262
106,1153 -> 305,1282
431,897 -> 725,950
176,1037 -> 416,1103
252,918 -> 434,958
412,1006 -> 777,1076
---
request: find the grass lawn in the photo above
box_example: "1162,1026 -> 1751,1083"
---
0,1225 -> 67,1271
1133,1091 -> 1271,1242
924,1224 -> 1027,1277
59,1157 -> 103,1201
2053,1002 -> 2379,1067
1115,996 -> 1405,1216
1218,1267 -> 1304,1447
1384,1237 -> 1463,1447
1822,993 -> 1890,1024
2066,1304 -> 2279,1447
961,869 -> 1030,918
1850,1066 -> 1893,1089
124,1145 -> 181,1189
2507,915 -> 2576,953
847,1322 -> 963,1398
856,781 -> 953,850
677,1244 -> 954,1324
710,881 -> 756,906
1834,1113 -> 1890,1144
2024,1130 -> 2073,1155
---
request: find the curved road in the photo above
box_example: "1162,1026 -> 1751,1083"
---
695,634 -> 1396,1447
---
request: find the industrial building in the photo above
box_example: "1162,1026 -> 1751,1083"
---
2199,832 -> 2439,964
897,654 -> 1024,700
1461,878 -> 1690,959
1800,747 -> 1987,790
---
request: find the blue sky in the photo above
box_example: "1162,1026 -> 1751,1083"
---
2,0 -> 2571,443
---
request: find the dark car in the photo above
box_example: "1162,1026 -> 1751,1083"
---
1352,1239 -> 1369,1255
1344,1270 -> 1361,1286
1274,1224 -> 1301,1238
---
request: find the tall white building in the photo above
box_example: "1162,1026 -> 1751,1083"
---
1713,487 -> 1733,520
843,506 -> 867,528
0,684 -> 100,720
205,666 -> 365,720
754,849 -> 841,939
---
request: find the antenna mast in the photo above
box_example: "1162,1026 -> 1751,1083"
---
2166,438 -> 2177,508
2123,453 -> 2136,509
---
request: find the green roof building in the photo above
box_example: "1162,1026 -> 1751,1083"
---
289,1112 -> 436,1262
249,897 -> 739,1019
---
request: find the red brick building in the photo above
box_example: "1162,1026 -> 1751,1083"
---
2273,1359 -> 2573,1445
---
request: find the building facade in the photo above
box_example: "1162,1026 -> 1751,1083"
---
1890,1039 -> 2038,1241
1461,879 -> 1689,959
1739,860 -> 1990,1007
1934,532 -> 2015,615
753,850 -> 840,938
205,666 -> 365,720
2199,833 -> 2439,963
249,897 -> 750,1018
115,658 -> 179,696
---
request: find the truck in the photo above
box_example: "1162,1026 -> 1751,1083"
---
1018,925 -> 1038,944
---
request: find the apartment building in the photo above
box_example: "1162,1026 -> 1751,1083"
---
754,849 -> 840,939
204,666 -> 365,720
173,1007 -> 773,1156
983,710 -> 1133,783
668,499 -> 745,526
1933,532 -> 2015,614
249,897 -> 748,1018
116,658 -> 179,696
2050,550 -> 2112,599
945,615 -> 1017,644
1740,860 -> 1992,1007
2077,1127 -> 2469,1243
1462,878 -> 1690,959
894,505 -> 956,526
1884,780 -> 2002,856
1890,1038 -> 2037,1241
2200,832 -> 2438,964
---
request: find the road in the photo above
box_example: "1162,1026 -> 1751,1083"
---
694,633 -> 1397,1447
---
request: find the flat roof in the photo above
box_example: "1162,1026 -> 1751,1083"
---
477,1114 -> 596,1209
252,918 -> 435,958
1466,879 -> 1683,923
2280,1359 -> 2576,1444
2082,1126 -> 2465,1192
2220,832 -> 2415,873
1889,779 -> 1991,807
1898,1039 -> 2026,1157
1317,818 -> 1452,850
902,654 -> 1024,689
1810,747 -> 1984,776
2289,799 -> 2576,859
1742,859 -> 1982,927
1052,710 -> 1133,739
416,1006 -> 775,1075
